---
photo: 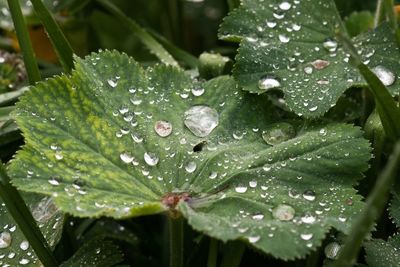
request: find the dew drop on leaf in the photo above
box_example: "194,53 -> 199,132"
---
144,152 -> 159,166
371,65 -> 396,86
154,120 -> 173,137
278,34 -> 290,43
120,152 -> 134,164
48,176 -> 61,186
262,122 -> 296,145
258,75 -> 281,91
323,38 -> 338,52
235,185 -> 248,193
324,242 -> 341,259
252,213 -> 264,220
272,204 -> 295,221
248,235 -> 261,243
107,79 -> 118,88
19,241 -> 29,251
302,190 -> 316,201
184,105 -> 219,137
185,161 -> 197,173
278,2 -> 291,11
311,59 -> 330,70
191,87 -> 205,96
301,213 -> 316,224
0,231 -> 11,249
19,259 -> 30,265
300,233 -> 313,240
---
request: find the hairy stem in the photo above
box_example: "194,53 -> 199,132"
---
7,0 -> 41,84
332,142 -> 400,267
169,216 -> 184,267
0,163 -> 58,267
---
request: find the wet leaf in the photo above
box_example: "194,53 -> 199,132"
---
389,187 -> 400,228
0,194 -> 64,266
219,0 -> 400,117
365,234 -> 400,267
60,238 -> 123,267
9,50 -> 371,259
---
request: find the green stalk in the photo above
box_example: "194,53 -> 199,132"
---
0,163 -> 58,267
30,0 -> 74,72
332,141 -> 400,267
96,0 -> 179,67
207,238 -> 218,267
220,241 -> 245,267
7,0 -> 41,84
167,0 -> 183,47
375,0 -> 387,27
337,30 -> 400,140
169,216 -> 184,267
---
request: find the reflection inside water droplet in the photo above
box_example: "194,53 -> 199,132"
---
0,231 -> 11,248
184,105 -> 219,137
154,120 -> 173,137
272,204 -> 295,221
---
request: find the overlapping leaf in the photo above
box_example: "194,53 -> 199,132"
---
219,0 -> 400,117
9,50 -> 371,259
0,194 -> 64,266
365,234 -> 400,267
389,187 -> 400,228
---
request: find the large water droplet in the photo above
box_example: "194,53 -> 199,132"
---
258,75 -> 281,91
184,105 -> 219,137
192,87 -> 205,96
272,204 -> 295,221
0,231 -> 11,248
324,242 -> 341,259
371,65 -> 396,86
19,241 -> 29,251
185,161 -> 197,173
154,120 -> 172,137
144,152 -> 159,166
262,122 -> 296,145
301,213 -> 316,224
248,236 -> 261,243
311,59 -> 330,70
278,34 -> 290,43
279,1 -> 291,10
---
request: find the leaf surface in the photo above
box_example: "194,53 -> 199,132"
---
219,0 -> 400,117
9,50 -> 371,259
365,234 -> 400,267
0,194 -> 64,266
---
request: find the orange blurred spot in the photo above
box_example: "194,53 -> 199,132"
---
395,5 -> 400,15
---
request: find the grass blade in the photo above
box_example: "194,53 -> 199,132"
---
96,0 -> 179,67
7,0 -> 41,84
30,0 -> 74,72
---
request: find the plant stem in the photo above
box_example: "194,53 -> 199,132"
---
207,238 -> 218,267
0,163 -> 58,267
30,0 -> 74,72
374,0 -> 386,27
220,241 -> 245,267
332,141 -> 400,267
7,0 -> 41,84
169,216 -> 184,267
167,0 -> 183,47
96,0 -> 179,67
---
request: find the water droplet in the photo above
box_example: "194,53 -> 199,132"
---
184,105 -> 219,137
300,233 -> 313,240
266,20 -> 277,28
258,75 -> 281,91
144,152 -> 159,166
248,236 -> 261,243
107,79 -> 118,88
279,1 -> 291,10
304,66 -> 313,74
262,122 -> 296,145
154,120 -> 172,137
185,161 -> 197,173
191,87 -> 205,96
19,259 -> 30,265
302,190 -> 316,201
371,65 -> 396,86
249,180 -> 257,188
19,241 -> 29,251
235,185 -> 248,193
252,213 -> 264,220
324,242 -> 341,259
209,171 -> 218,179
301,213 -> 316,224
48,176 -> 61,186
120,152 -> 134,164
323,38 -> 338,52
272,204 -> 295,221
0,232 -> 11,248
54,151 -> 63,160
309,106 -> 318,112
131,133 -> 144,143
311,59 -> 330,70
278,34 -> 290,43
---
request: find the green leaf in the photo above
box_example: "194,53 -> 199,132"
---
389,187 -> 400,228
219,0 -> 400,117
9,50 -> 371,259
344,11 -> 374,37
61,238 -> 123,267
365,234 -> 400,267
0,194 -> 64,266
